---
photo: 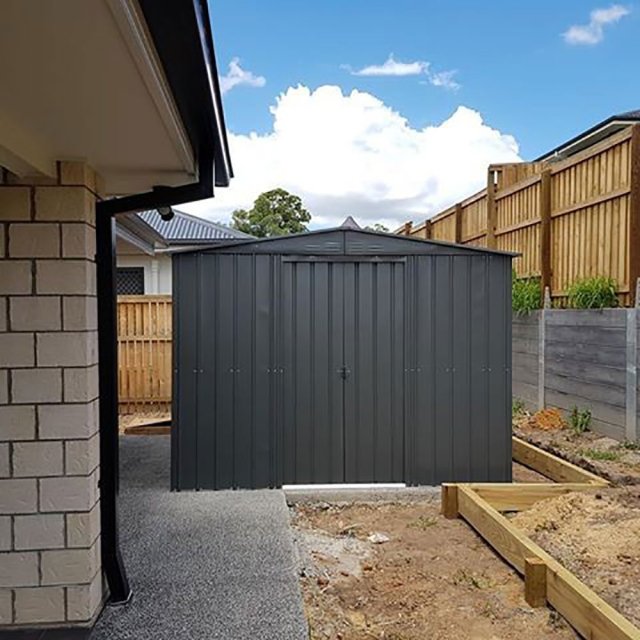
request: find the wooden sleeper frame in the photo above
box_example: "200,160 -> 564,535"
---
440,437 -> 640,640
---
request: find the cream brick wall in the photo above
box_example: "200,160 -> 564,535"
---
9,223 -> 60,258
0,163 -> 104,627
14,514 -> 65,550
0,446 -> 9,479
0,517 -> 11,551
10,297 -> 62,331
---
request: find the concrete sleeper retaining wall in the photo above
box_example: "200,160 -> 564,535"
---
513,309 -> 640,443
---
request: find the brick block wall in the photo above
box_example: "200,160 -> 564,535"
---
0,163 -> 104,627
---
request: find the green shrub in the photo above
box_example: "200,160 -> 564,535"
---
567,276 -> 618,309
512,398 -> 525,418
512,273 -> 542,315
568,406 -> 591,435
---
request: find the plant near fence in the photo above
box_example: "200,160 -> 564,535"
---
512,273 -> 542,315
567,276 -> 618,309
512,398 -> 525,418
568,406 -> 591,436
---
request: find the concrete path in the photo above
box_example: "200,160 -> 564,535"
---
91,436 -> 308,640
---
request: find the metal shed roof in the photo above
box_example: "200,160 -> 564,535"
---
175,226 -> 518,257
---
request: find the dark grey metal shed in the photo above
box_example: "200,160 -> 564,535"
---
171,227 -> 514,490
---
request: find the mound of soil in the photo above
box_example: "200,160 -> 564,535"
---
512,488 -> 640,628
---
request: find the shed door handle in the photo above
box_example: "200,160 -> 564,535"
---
338,366 -> 351,380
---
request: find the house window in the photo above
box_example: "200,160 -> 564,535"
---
116,267 -> 145,295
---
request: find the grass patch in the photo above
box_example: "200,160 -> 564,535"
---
512,274 -> 542,315
452,568 -> 492,589
580,448 -> 622,462
409,515 -> 438,530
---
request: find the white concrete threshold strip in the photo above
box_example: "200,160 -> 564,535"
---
283,483 -> 407,490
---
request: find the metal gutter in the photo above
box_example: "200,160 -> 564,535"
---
96,0 -> 231,606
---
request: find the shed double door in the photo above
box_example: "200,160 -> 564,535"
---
281,259 -> 405,484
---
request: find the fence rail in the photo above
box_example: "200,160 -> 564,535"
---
117,295 -> 172,416
397,125 -> 640,306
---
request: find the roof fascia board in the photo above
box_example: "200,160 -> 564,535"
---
536,119 -> 637,161
193,0 -> 233,186
115,221 -> 155,255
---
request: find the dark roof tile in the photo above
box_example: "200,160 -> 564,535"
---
138,209 -> 252,244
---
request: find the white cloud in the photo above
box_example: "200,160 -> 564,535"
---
346,54 -> 460,91
427,70 -> 460,91
563,4 -> 630,45
219,57 -> 266,95
180,85 -> 520,230
348,54 -> 429,77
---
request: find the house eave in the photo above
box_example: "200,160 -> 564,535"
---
536,118 -> 640,162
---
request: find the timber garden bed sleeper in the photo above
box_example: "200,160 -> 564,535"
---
442,437 -> 640,640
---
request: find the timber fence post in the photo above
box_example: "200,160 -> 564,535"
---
455,203 -> 463,244
629,126 -> 640,306
539,169 -> 552,295
486,168 -> 497,248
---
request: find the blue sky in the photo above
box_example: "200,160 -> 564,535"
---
188,1 -> 638,228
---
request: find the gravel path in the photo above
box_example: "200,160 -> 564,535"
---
91,435 -> 307,640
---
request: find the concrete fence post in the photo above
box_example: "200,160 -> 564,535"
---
626,281 -> 640,442
536,287 -> 551,411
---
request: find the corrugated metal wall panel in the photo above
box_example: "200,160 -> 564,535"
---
343,262 -> 405,482
488,257 -> 513,482
281,261 -> 345,484
172,253 -> 198,490
452,256 -> 472,480
468,256 -> 490,482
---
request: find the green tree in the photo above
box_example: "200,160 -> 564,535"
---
365,223 -> 389,233
232,188 -> 311,237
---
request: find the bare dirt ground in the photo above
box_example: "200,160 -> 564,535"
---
512,461 -> 552,483
291,476 -> 578,640
511,486 -> 640,628
513,408 -> 640,485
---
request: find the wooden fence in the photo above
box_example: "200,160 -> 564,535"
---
117,295 -> 172,416
397,125 -> 640,306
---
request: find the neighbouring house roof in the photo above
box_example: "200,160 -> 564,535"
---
536,109 -> 640,161
138,209 -> 253,245
116,214 -> 167,256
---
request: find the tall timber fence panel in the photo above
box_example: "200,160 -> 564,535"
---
117,295 -> 172,416
397,125 -> 640,306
